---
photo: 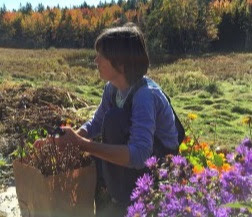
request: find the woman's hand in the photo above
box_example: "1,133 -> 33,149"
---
33,127 -> 79,149
56,126 -> 79,147
33,139 -> 46,149
56,126 -> 91,150
33,126 -> 90,152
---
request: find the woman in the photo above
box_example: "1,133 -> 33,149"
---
36,24 -> 179,216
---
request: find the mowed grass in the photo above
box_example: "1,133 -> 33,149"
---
0,48 -> 251,149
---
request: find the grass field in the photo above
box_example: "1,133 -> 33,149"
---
0,48 -> 251,150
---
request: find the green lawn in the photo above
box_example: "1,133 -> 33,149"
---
0,48 -> 251,149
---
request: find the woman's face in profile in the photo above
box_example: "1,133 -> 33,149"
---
94,52 -> 121,83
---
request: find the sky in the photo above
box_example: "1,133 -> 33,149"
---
0,0 -> 104,11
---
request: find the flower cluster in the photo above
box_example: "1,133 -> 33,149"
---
179,136 -> 232,174
126,138 -> 252,217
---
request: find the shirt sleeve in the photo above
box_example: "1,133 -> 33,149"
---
127,88 -> 156,169
80,83 -> 111,138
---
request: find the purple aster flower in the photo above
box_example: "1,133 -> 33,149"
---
135,173 -> 154,194
172,168 -> 181,178
226,153 -> 235,164
189,175 -> 199,183
130,188 -> 141,201
159,183 -> 171,193
193,168 -> 218,186
221,169 -> 252,202
171,155 -> 187,166
146,203 -> 155,212
184,186 -> 196,194
145,156 -> 158,169
189,202 -> 207,217
236,143 -> 249,156
206,195 -> 217,213
126,201 -> 147,217
220,190 -> 235,203
241,138 -> 252,148
244,149 -> 252,174
158,200 -> 169,217
171,184 -> 183,195
159,168 -> 168,179
214,207 -> 231,217
159,197 -> 185,217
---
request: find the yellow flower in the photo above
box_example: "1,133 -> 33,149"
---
205,150 -> 213,159
218,153 -> 225,161
66,118 -> 72,125
188,113 -> 198,120
242,116 -> 252,125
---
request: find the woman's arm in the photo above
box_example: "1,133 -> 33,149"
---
76,128 -> 88,137
59,127 -> 130,167
80,139 -> 130,167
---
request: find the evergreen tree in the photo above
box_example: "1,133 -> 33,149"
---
117,0 -> 123,6
19,2 -> 33,14
0,4 -> 6,15
80,1 -> 89,8
37,3 -> 44,13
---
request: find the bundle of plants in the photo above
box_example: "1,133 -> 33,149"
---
126,138 -> 252,217
14,128 -> 93,176
12,128 -> 96,217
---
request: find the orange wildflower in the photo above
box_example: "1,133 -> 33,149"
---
200,142 -> 208,149
221,163 -> 232,172
183,136 -> 191,144
193,166 -> 204,174
193,145 -> 201,151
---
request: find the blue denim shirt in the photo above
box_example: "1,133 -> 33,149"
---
81,77 -> 178,169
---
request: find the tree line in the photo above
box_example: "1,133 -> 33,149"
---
0,0 -> 251,54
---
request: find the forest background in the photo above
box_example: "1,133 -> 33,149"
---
0,0 -> 252,54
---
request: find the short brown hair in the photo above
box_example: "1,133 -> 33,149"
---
95,24 -> 149,85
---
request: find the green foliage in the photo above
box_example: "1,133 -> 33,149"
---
27,128 -> 47,144
0,159 -> 6,166
0,154 -> 6,167
145,0 -> 219,54
213,153 -> 223,167
224,201 -> 252,213
12,128 -> 47,160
